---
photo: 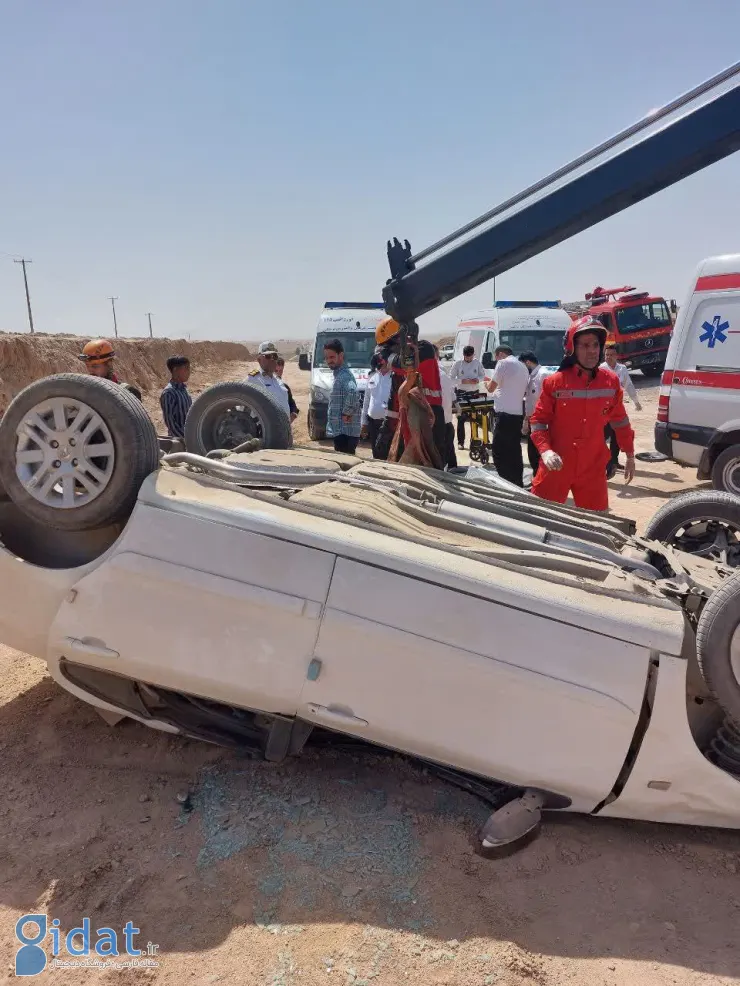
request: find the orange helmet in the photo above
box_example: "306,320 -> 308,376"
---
78,338 -> 115,365
375,316 -> 400,346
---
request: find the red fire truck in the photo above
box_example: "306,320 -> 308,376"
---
571,286 -> 676,377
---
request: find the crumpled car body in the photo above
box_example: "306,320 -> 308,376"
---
2,447 -> 738,834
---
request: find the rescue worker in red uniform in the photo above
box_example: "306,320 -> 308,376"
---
373,317 -> 447,467
530,318 -> 635,511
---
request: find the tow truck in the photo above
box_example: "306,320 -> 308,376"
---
0,62 -> 738,852
568,285 -> 676,377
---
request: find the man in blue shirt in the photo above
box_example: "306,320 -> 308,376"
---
160,355 -> 193,439
324,338 -> 361,455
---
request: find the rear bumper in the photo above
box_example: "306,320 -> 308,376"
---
622,349 -> 668,371
654,422 -> 715,477
654,422 -> 672,457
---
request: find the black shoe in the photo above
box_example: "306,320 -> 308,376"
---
606,463 -> 617,480
458,444 -> 465,450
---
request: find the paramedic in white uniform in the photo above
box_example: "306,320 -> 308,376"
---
601,341 -> 642,477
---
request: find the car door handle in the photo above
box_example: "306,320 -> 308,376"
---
304,703 -> 368,728
65,637 -> 120,660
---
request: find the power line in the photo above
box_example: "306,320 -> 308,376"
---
14,259 -> 35,334
109,296 -> 119,338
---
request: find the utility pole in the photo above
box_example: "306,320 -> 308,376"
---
146,312 -> 153,338
109,296 -> 119,338
14,258 -> 35,334
493,276 -> 496,306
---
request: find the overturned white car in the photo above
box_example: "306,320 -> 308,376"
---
1,373 -> 740,851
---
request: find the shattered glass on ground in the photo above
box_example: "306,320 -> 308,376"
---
180,750 -> 490,930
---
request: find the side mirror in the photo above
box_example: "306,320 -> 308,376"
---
481,352 -> 494,369
298,353 -> 311,371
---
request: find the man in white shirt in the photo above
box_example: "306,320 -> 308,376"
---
601,342 -> 643,477
486,344 -> 529,486
449,345 -> 486,448
360,352 -> 392,458
245,341 -> 292,419
519,351 -> 550,476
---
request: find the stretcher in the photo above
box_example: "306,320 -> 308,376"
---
455,391 -> 497,464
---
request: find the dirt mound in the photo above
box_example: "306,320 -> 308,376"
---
0,335 -> 253,411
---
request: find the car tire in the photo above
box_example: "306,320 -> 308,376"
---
640,363 -> 665,378
696,571 -> 740,726
185,382 -> 293,456
308,410 -> 326,442
644,490 -> 740,567
0,416 -> 9,502
0,374 -> 159,532
711,444 -> 740,497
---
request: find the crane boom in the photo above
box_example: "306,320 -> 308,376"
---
382,63 -> 740,326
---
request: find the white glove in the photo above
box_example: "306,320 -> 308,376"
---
541,450 -> 563,471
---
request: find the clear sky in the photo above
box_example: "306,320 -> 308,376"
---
1,0 -> 738,341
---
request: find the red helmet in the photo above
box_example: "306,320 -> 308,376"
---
563,317 -> 607,357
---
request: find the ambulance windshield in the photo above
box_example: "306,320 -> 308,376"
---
498,330 -> 565,367
314,331 -> 377,368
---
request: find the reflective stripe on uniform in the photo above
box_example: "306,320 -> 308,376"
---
386,410 -> 399,419
423,388 -> 441,398
612,417 -> 631,429
553,389 -> 617,399
530,423 -> 548,432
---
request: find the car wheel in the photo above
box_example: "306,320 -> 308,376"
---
640,363 -> 664,378
184,382 -> 293,455
0,374 -> 159,532
308,409 -> 326,442
711,444 -> 740,497
644,490 -> 740,568
696,571 -> 740,726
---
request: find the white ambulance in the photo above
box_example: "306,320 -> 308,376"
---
452,301 -> 572,373
299,302 -> 386,441
655,254 -> 740,496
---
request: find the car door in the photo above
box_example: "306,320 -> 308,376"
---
298,558 -> 652,812
49,505 -> 334,716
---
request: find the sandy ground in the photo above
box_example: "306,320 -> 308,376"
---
2,360 -> 737,986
